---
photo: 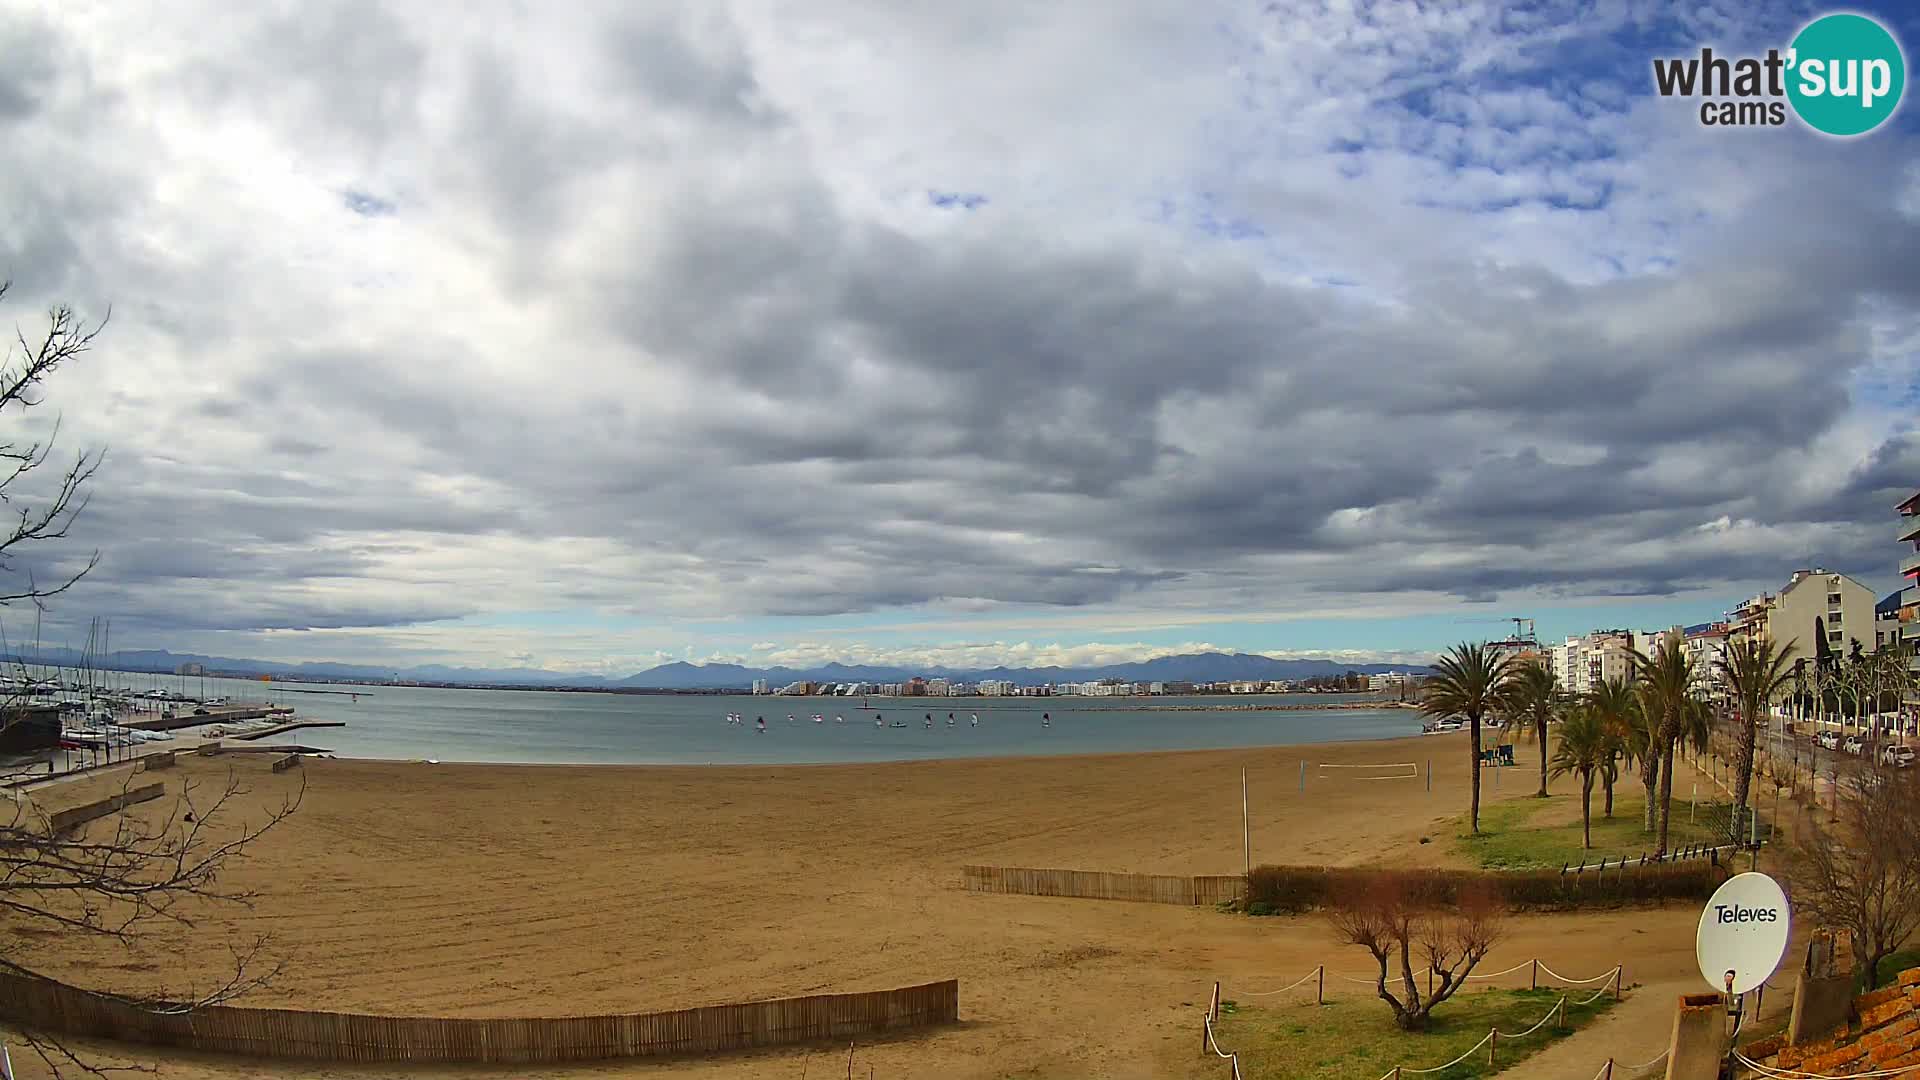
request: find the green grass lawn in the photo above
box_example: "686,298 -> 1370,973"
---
1209,987 -> 1618,1080
1456,791 -> 1742,871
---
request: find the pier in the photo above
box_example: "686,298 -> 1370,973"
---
127,705 -> 297,732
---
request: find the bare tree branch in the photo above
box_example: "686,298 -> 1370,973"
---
1326,870 -> 1505,1030
1788,768 -> 1920,988
0,280 -> 107,610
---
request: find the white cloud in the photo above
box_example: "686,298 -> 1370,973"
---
0,0 -> 1914,671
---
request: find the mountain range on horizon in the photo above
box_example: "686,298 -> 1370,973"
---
0,646 -> 1432,690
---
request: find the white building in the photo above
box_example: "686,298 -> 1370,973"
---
1367,672 -> 1418,692
1683,623 -> 1730,699
751,678 -> 769,695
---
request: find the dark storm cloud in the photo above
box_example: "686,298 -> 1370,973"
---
4,0 -> 1918,657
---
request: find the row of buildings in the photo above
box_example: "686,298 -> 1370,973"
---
1526,562 -> 1905,705
749,673 -> 1422,698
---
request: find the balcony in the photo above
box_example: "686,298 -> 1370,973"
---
1906,551 -> 1920,579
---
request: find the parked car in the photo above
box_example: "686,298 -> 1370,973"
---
1882,744 -> 1917,769
1843,735 -> 1866,755
1818,731 -> 1841,750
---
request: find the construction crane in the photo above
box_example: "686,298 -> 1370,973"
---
1453,616 -> 1538,644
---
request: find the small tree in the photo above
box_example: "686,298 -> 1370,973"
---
1788,770 -> 1920,988
1501,660 -> 1563,798
1719,637 -> 1795,845
1586,677 -> 1640,818
1550,706 -> 1606,848
1326,870 -> 1505,1031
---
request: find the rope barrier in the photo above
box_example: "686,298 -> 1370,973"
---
1491,996 -> 1566,1039
1200,1013 -> 1245,1080
1622,1048 -> 1669,1072
1209,960 -> 1621,1077
1463,959 -> 1536,980
1399,1028 -> 1496,1074
1537,963 -> 1624,986
1254,959 -> 1619,989
1237,966 -> 1324,997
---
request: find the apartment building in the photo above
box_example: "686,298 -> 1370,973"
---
1683,622 -> 1730,699
1728,567 -> 1878,662
1900,492 -> 1920,699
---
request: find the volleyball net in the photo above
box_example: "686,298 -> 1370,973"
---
1314,761 -> 1420,781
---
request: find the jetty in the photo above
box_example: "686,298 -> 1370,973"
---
127,705 -> 297,732
232,720 -> 345,741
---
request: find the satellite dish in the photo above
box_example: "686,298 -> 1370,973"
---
1696,872 -> 1791,995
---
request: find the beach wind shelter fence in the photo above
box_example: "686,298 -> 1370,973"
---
0,968 -> 959,1064
963,865 -> 1244,906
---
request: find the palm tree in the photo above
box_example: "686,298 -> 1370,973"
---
1718,637 -> 1796,844
1586,677 -> 1640,818
1421,642 -> 1517,834
1631,632 -> 1698,855
1629,680 -> 1663,834
1501,660 -> 1564,798
1549,705 -> 1607,848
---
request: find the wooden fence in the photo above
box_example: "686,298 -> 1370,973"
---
46,781 -> 167,834
962,864 -> 1244,906
0,969 -> 958,1064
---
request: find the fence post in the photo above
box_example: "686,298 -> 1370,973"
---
1604,1058 -> 1613,1079
1614,967 -> 1622,1001
1488,1029 -> 1497,1067
1317,965 -> 1324,1006
1531,958 -> 1538,990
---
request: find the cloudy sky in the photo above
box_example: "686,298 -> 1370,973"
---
2,0 -> 1918,675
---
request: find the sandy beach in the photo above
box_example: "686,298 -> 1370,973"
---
4,735 -> 1727,1079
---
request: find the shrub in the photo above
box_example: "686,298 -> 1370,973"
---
1244,861 -> 1725,915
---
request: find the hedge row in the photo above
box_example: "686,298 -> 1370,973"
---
1243,860 -> 1728,914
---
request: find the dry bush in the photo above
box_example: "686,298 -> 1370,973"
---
1325,869 -> 1505,1031
1788,768 -> 1920,987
